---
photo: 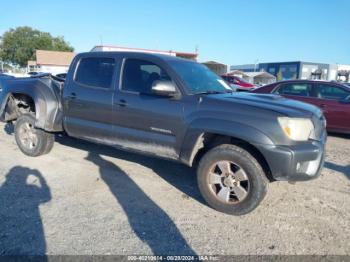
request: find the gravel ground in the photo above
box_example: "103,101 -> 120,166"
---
0,122 -> 349,256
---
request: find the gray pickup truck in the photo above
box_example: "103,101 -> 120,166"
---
0,52 -> 327,215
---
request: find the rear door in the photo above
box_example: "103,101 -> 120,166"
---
111,57 -> 186,159
311,83 -> 350,132
63,56 -> 118,143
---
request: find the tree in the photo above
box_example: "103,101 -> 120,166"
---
0,26 -> 74,67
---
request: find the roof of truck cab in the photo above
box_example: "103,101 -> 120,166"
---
76,51 -> 194,63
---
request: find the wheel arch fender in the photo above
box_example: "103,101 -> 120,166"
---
0,79 -> 62,131
1,89 -> 46,127
179,118 -> 274,166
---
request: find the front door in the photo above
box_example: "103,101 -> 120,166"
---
111,58 -> 186,159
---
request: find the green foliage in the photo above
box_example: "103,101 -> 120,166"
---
0,26 -> 74,67
276,69 -> 283,81
3,63 -> 13,71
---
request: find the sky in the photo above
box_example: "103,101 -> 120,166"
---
1,0 -> 349,66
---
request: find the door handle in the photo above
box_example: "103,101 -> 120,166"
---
115,99 -> 127,107
68,92 -> 77,100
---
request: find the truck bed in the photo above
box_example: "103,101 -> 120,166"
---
0,74 -> 64,132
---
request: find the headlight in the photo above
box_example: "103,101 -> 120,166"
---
278,117 -> 314,141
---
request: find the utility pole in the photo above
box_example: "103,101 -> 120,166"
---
254,59 -> 259,72
195,45 -> 199,61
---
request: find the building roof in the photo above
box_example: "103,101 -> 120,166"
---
202,61 -> 227,66
257,61 -> 331,66
91,45 -> 198,60
35,50 -> 76,66
230,64 -> 255,70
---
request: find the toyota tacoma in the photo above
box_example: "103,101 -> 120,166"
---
0,52 -> 327,215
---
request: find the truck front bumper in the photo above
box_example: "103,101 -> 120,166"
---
256,132 -> 327,182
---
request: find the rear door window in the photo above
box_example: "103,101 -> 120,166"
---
276,83 -> 312,97
75,57 -> 115,89
316,84 -> 350,100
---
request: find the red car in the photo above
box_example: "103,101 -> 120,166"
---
252,80 -> 350,134
221,74 -> 255,90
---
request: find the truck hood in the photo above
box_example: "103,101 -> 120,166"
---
204,92 -> 322,118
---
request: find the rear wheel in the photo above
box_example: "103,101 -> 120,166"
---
197,144 -> 267,215
14,114 -> 54,157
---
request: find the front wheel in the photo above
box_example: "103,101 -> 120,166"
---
14,114 -> 55,157
197,144 -> 267,215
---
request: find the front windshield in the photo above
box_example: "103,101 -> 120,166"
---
169,60 -> 232,94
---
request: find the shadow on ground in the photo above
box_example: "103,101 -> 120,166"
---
0,166 -> 51,256
56,135 -> 203,205
324,162 -> 350,180
328,132 -> 350,140
86,152 -> 197,255
57,135 -> 201,254
3,123 -> 14,135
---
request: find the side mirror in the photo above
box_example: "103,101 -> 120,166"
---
151,80 -> 177,97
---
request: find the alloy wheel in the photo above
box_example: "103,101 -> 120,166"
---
18,122 -> 38,150
208,161 -> 250,203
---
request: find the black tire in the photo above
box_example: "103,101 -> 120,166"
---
197,144 -> 267,215
14,114 -> 55,157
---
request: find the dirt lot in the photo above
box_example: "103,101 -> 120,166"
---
0,122 -> 349,256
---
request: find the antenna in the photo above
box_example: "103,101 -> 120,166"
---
99,35 -> 103,46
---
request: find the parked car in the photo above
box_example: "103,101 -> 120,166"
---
252,80 -> 350,134
55,73 -> 67,79
343,82 -> 350,88
27,71 -> 45,76
224,83 -> 240,92
221,74 -> 256,90
0,52 -> 326,215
